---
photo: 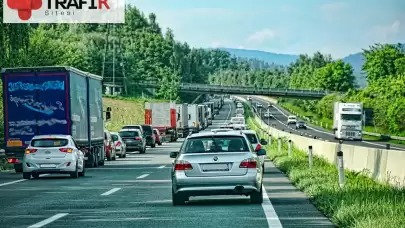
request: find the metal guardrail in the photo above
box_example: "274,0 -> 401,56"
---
135,81 -> 335,99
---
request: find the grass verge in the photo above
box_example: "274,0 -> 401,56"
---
102,96 -> 168,132
245,103 -> 405,228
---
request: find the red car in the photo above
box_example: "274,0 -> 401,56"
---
104,130 -> 117,161
153,129 -> 163,145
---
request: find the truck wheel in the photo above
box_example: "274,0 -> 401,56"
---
22,172 -> 31,180
93,152 -> 98,167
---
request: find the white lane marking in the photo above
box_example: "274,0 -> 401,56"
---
158,165 -> 165,169
262,186 -> 283,228
0,174 -> 49,187
28,213 -> 69,228
136,174 -> 150,179
101,188 -> 121,196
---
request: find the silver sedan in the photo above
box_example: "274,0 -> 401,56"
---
170,131 -> 266,205
22,135 -> 85,179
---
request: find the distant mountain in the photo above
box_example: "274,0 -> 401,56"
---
220,44 -> 404,88
219,48 -> 298,66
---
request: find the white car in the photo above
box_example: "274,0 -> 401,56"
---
287,115 -> 297,124
242,130 -> 268,169
22,135 -> 85,179
263,112 -> 273,118
256,103 -> 263,108
110,132 -> 127,158
211,128 -> 234,133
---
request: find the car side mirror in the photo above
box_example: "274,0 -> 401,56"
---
169,152 -> 179,158
257,149 -> 266,156
260,139 -> 268,145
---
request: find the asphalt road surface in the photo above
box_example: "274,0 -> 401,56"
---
0,100 -> 334,228
246,96 -> 405,151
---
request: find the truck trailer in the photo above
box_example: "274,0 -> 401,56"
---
2,66 -> 106,173
187,104 -> 200,133
176,103 -> 189,138
333,102 -> 363,140
145,102 -> 178,142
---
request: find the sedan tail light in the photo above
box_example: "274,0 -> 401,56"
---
7,158 -> 19,163
239,159 -> 257,168
135,137 -> 141,140
255,144 -> 261,151
59,148 -> 73,153
174,160 -> 193,171
25,149 -> 37,154
116,141 -> 121,147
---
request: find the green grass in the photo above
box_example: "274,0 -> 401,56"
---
245,104 -> 405,228
102,96 -> 169,132
279,101 -> 405,145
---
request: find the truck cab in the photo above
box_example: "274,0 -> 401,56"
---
333,102 -> 363,141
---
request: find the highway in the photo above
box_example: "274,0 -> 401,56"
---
249,96 -> 405,151
0,100 -> 334,228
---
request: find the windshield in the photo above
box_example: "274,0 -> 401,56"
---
141,125 -> 153,135
111,134 -> 119,141
244,133 -> 258,144
31,138 -> 69,147
341,114 -> 362,121
119,131 -> 139,137
182,136 -> 249,153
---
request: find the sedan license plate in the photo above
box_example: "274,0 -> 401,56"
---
40,164 -> 56,168
202,163 -> 230,172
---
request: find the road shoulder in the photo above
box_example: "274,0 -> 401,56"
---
263,160 -> 335,227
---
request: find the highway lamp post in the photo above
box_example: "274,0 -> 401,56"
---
337,150 -> 345,189
278,138 -> 281,153
288,140 -> 292,157
308,146 -> 313,168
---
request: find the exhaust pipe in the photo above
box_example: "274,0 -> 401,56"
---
234,185 -> 245,194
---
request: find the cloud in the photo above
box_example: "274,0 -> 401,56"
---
247,28 -> 277,43
370,20 -> 401,42
320,2 -> 349,13
211,41 -> 222,48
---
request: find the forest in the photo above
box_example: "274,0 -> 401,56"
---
210,44 -> 405,136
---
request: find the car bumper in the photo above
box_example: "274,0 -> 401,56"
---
116,147 -> 125,155
172,171 -> 261,196
23,157 -> 77,173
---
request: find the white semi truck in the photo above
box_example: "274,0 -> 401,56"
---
187,104 -> 200,133
333,102 -> 363,141
176,103 -> 189,138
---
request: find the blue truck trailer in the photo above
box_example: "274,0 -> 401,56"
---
2,66 -> 105,173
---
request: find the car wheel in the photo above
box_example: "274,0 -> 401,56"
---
22,172 -> 31,180
172,188 -> 186,206
93,152 -> 98,167
250,185 -> 263,204
158,142 -> 162,145
70,164 -> 79,178
151,143 -> 156,148
107,152 -> 112,161
140,148 -> 146,154
79,163 -> 85,177
32,173 -> 40,179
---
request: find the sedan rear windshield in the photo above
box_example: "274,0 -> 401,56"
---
244,133 -> 258,144
111,134 -> 119,141
141,125 -> 153,135
31,138 -> 69,147
182,136 -> 249,153
119,131 -> 139,137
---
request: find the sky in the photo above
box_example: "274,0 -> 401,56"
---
129,0 -> 405,58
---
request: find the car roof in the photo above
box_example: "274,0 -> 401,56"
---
288,115 -> 297,118
211,128 -> 234,132
188,131 -> 244,139
122,124 -> 141,127
241,130 -> 257,134
32,135 -> 71,140
119,129 -> 141,132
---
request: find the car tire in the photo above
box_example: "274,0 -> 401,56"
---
172,188 -> 186,206
22,172 -> 31,180
140,148 -> 146,154
70,165 -> 79,178
79,163 -> 85,177
107,152 -> 112,161
112,152 -> 116,161
32,173 -> 40,179
151,143 -> 156,148
250,185 -> 263,204
158,142 -> 162,145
